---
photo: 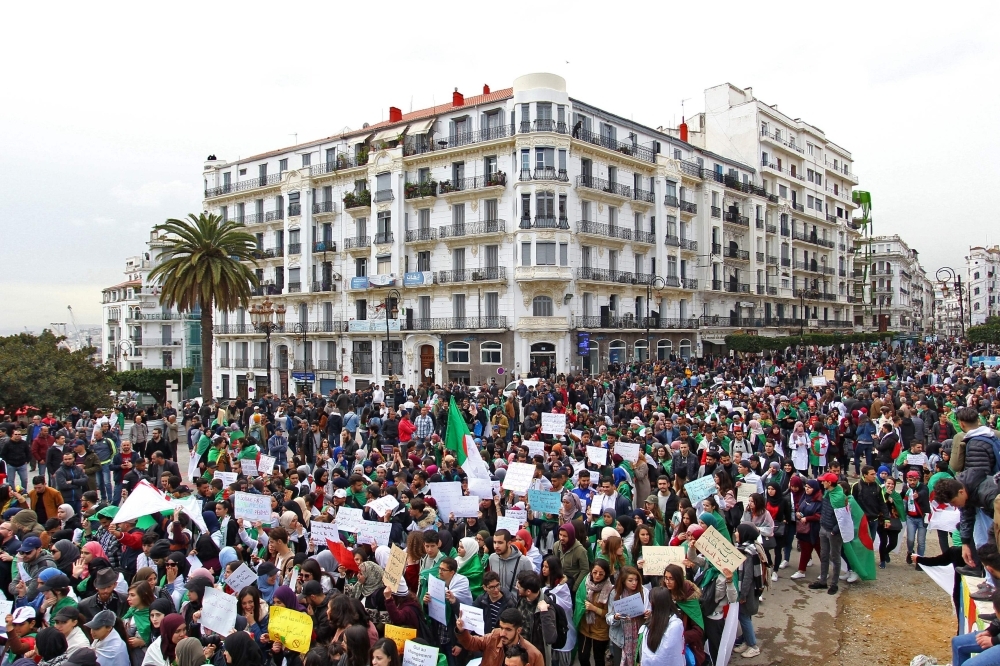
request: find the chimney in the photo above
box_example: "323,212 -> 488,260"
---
453,88 -> 464,107
483,84 -> 490,95
389,106 -> 402,123
679,117 -> 688,143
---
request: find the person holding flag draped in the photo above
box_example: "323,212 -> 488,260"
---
443,397 -> 492,481
831,477 -> 878,582
809,422 -> 830,478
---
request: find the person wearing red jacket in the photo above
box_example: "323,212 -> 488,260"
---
397,410 -> 416,446
30,426 -> 54,473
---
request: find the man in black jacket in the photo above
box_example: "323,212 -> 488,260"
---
936,470 -> 1000,587
77,568 -> 127,621
671,440 -> 699,482
474,570 -> 519,635
851,466 -> 888,540
514,571 -> 558,659
1,430 -> 31,491
875,422 -> 899,466
54,451 -> 88,513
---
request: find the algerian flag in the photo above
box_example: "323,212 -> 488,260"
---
828,484 -> 877,581
444,397 -> 491,480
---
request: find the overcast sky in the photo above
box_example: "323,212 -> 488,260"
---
2,1 -> 997,335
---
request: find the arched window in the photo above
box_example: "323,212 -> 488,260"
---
532,296 -> 554,317
657,339 -> 673,361
481,341 -> 502,364
634,339 -> 648,361
447,341 -> 470,364
608,339 -> 626,364
679,338 -> 692,360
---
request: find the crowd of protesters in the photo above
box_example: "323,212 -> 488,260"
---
0,336 -> 997,666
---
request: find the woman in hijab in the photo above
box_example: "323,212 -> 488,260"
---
616,516 -> 637,552
256,562 -> 278,604
192,533 -> 221,575
174,638 -> 206,666
180,577 -> 210,635
748,420 -> 767,452
788,421 -> 810,474
344,548 -> 385,602
278,509 -> 308,553
455,536 -> 484,598
223,631 -> 263,666
271,585 -> 305,612
57,504 -> 82,536
148,614 -> 187,666
514,529 -> 542,573
51,539 -> 79,578
791,479 -> 823,578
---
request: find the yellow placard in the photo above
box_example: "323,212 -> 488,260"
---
639,546 -> 687,576
384,624 -> 417,651
268,605 -> 313,653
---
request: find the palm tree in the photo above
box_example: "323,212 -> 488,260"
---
148,213 -> 259,403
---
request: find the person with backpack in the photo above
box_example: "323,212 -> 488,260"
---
539,556 -> 574,666
731,523 -> 767,658
513,570 -> 558,664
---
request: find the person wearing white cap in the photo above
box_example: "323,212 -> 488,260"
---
4,606 -> 38,661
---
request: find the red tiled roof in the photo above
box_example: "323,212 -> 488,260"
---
239,87 -> 513,164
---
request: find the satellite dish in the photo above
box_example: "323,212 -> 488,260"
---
245,372 -> 255,380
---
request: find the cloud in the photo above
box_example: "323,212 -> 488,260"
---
70,215 -> 117,228
110,180 -> 201,207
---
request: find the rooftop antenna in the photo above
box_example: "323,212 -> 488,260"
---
289,133 -> 298,146
680,98 -> 691,123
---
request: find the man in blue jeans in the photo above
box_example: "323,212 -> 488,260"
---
1,430 -> 31,491
904,470 -> 930,564
953,588 -> 1000,665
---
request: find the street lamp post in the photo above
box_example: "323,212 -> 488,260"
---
117,339 -> 135,371
249,298 -> 286,396
798,288 -> 820,336
645,277 -> 666,363
383,288 -> 400,381
936,266 -> 965,338
291,322 -> 309,394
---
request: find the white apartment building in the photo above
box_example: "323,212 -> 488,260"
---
201,74 -> 866,397
934,284 -> 965,338
851,234 -> 932,333
671,83 -> 861,343
101,230 -> 203,394
968,245 -> 1000,325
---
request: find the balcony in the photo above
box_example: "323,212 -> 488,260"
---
576,175 -> 632,201
724,282 -> 751,293
374,232 -> 394,244
265,210 -> 284,223
343,190 -> 371,210
577,220 -> 632,243
780,225 -> 790,237
374,189 -> 395,203
767,286 -> 778,295
711,280 -> 722,290
766,223 -> 777,234
722,247 -> 750,261
682,278 -> 698,289
311,281 -> 337,293
439,173 -> 507,198
439,219 -> 506,240
251,359 -> 268,369
679,200 -> 697,215
403,125 -> 513,156
664,235 -> 698,251
633,188 -> 654,204
755,218 -> 764,230
826,214 -> 838,224
766,255 -> 778,265
236,213 -> 264,226
712,243 -> 722,255
723,210 -> 750,227
218,358 -> 230,368
711,206 -> 721,219
679,161 -> 702,179
791,231 -> 835,248
515,266 -> 573,282
313,240 -> 337,253
344,236 -> 371,253
664,195 -> 679,208
520,167 -> 569,182
573,316 -> 699,330
310,152 -> 370,176
288,282 -> 302,293
313,201 -> 336,216
233,358 -> 249,369
756,252 -> 765,263
575,267 -> 653,285
126,313 -> 197,321
760,128 -> 805,154
405,228 -> 438,244
522,119 -> 569,134
791,202 -> 805,213
134,338 -> 180,347
292,361 -> 314,372
205,173 -> 282,198
571,128 -> 656,163
404,181 -> 438,200
288,243 -> 301,255
403,316 -> 509,331
436,267 -> 507,284
520,216 -> 570,230
756,285 -> 766,295
317,360 -> 338,371
288,204 -> 301,217
250,246 -> 284,260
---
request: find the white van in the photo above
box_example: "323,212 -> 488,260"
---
503,377 -> 541,400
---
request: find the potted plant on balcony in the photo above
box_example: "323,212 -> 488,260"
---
404,182 -> 420,199
356,148 -> 370,165
487,171 -> 506,187
439,179 -> 456,194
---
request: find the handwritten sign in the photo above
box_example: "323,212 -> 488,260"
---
200,587 -> 238,636
403,641 -> 440,666
225,563 -> 258,593
452,496 -> 482,519
214,471 -> 238,486
823,369 -> 836,382
586,446 -> 608,466
429,482 -> 464,518
505,508 -> 527,525
528,490 -> 562,515
383,545 -> 407,593
906,453 -> 928,468
367,495 -> 399,516
639,546 -> 687,576
496,516 -> 521,534
612,592 -> 647,618
526,441 -> 546,458
501,462 -> 536,494
684,475 -> 717,505
615,442 -> 640,463
694,525 -> 746,572
233,491 -> 271,522
310,521 -> 341,546
357,521 -> 393,546
459,603 -> 485,634
384,625 -> 417,651
268,606 -> 313,654
257,454 -> 276,476
572,460 -> 586,483
736,484 -> 755,507
427,575 -> 447,625
541,412 -> 567,435
811,377 -> 827,387
334,507 -> 364,533
239,458 -> 258,476
467,478 -> 494,501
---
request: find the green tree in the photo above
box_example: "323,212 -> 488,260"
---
111,368 -> 196,406
0,331 -> 111,414
148,213 -> 259,403
967,317 -> 1000,347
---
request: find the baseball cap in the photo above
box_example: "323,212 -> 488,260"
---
18,536 -> 41,553
39,573 -> 72,592
257,562 -> 278,577
53,606 -> 81,624
333,489 -> 347,499
906,470 -> 921,479
11,607 -> 35,624
818,473 -> 840,484
83,609 -> 117,629
302,580 -> 324,597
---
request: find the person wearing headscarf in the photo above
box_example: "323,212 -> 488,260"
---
201,510 -> 220,536
174,638 -> 206,666
455,536 -> 484,599
278,510 -> 307,553
788,421 -> 810,474
345,551 -> 385,601
476,530 -> 493,568
147,614 -> 186,666
764,481 -> 793,578
148,598 -> 175,640
553,522 -> 589,593
790,479 -> 823,578
558,492 -> 583,527
57,504 -> 82,539
616,516 -> 637,552
223,631 -> 262,666
256,562 -> 278,604
272,585 -> 305,612
192,534 -> 221,575
51,539 -> 79,578
514,529 -> 542,573
218,547 -> 239,589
